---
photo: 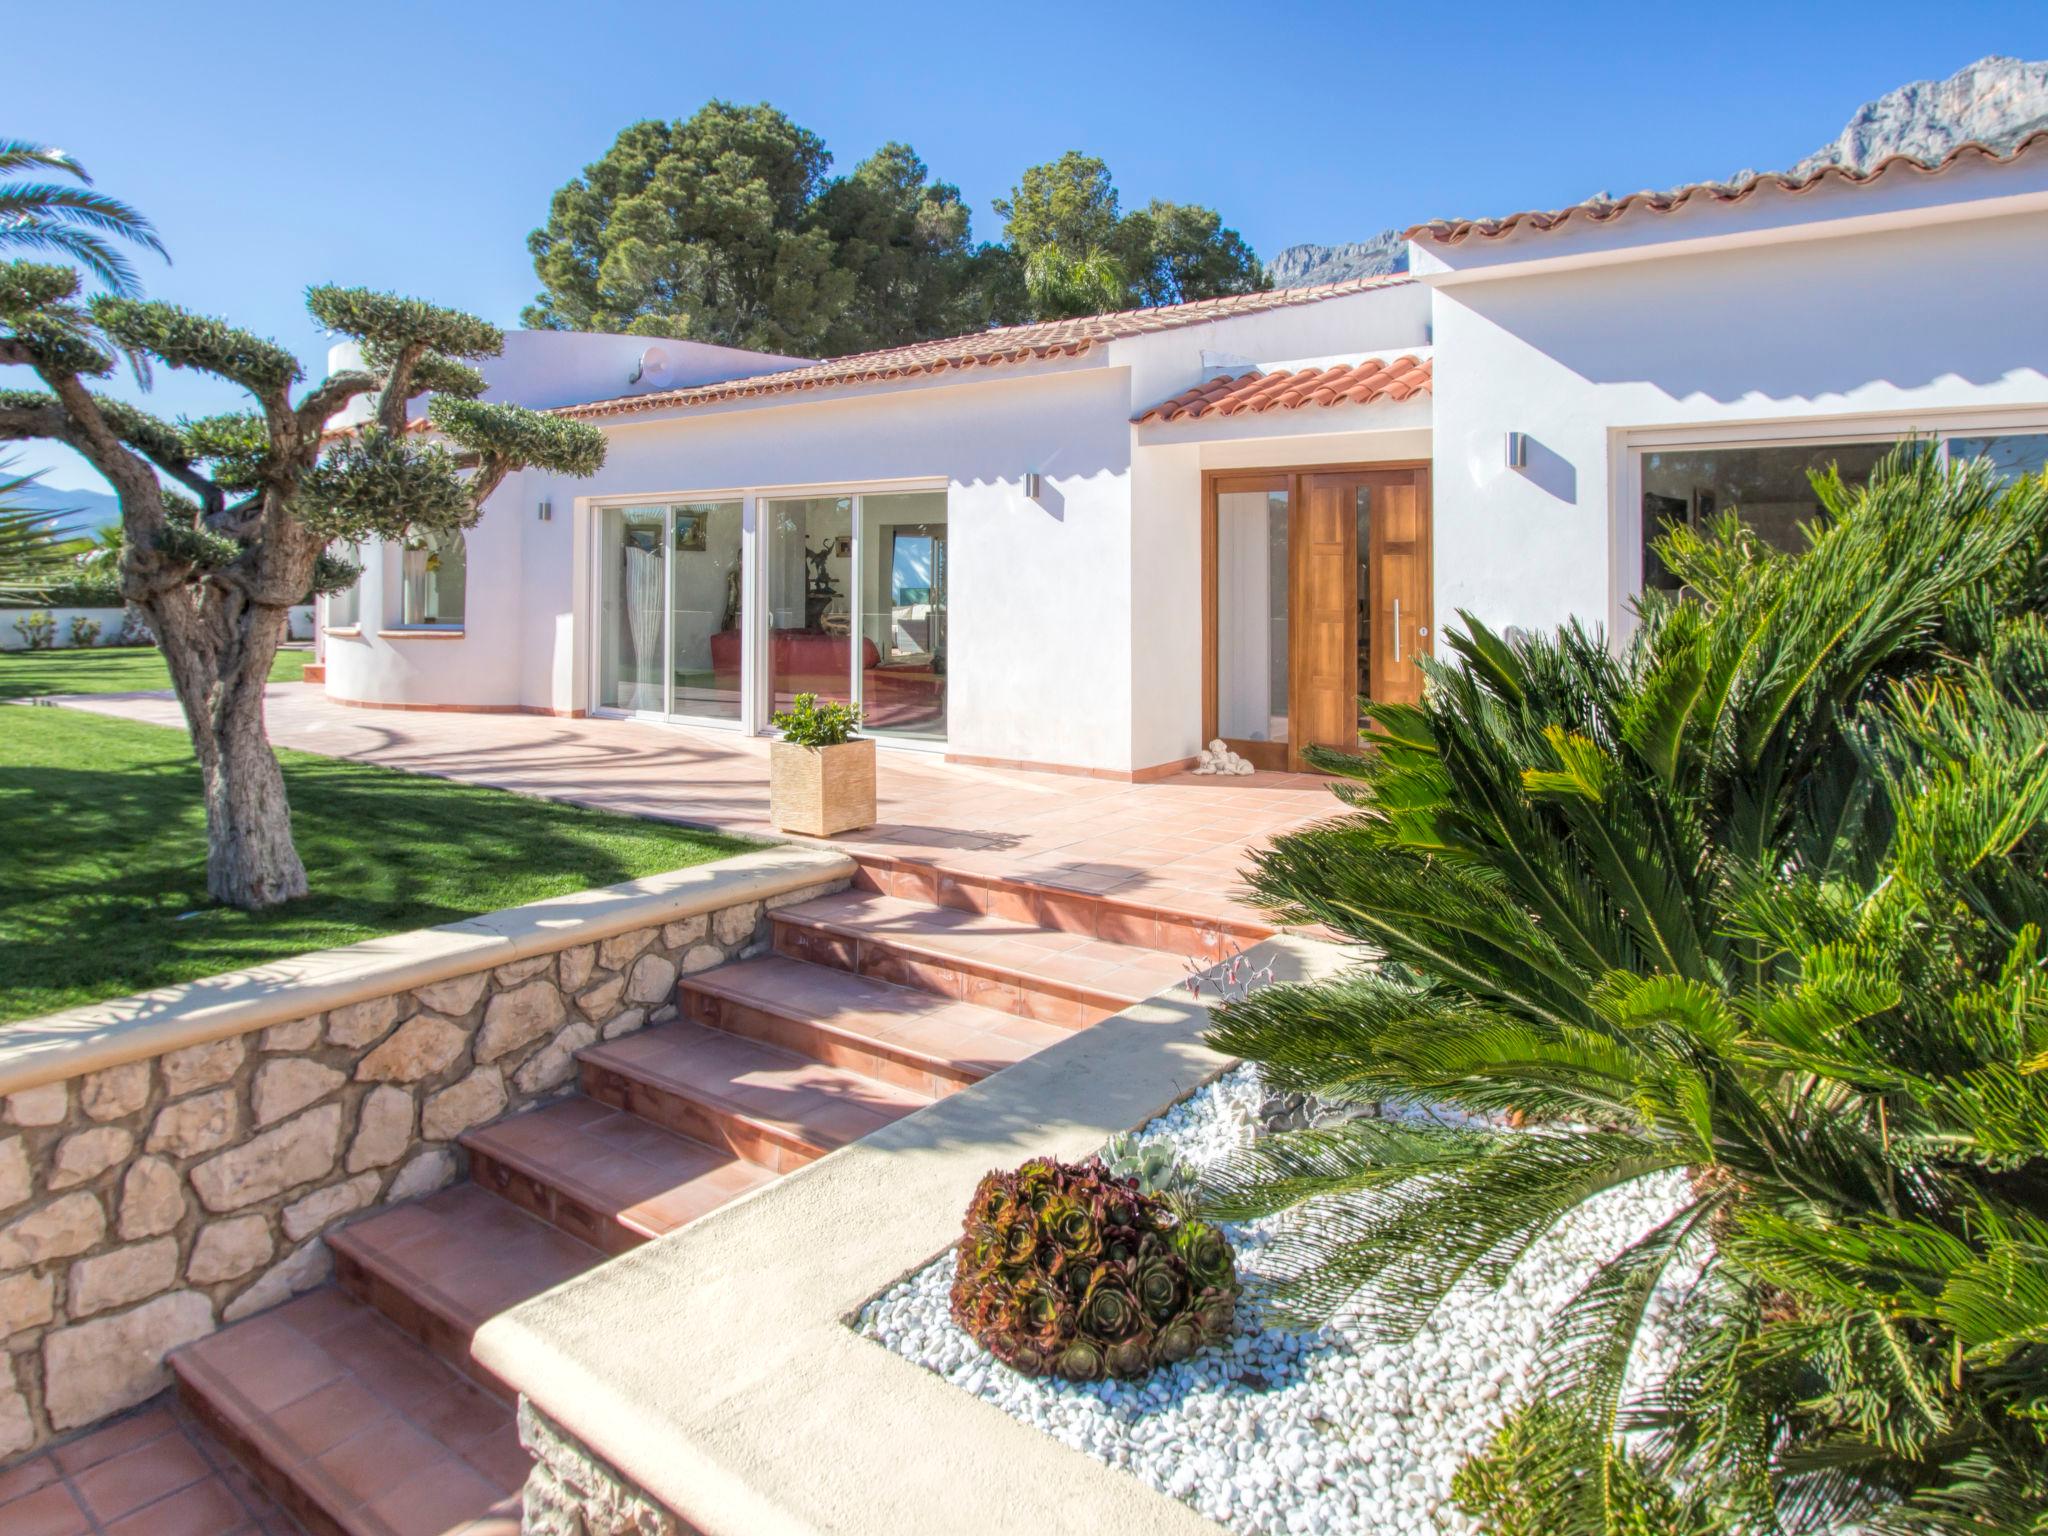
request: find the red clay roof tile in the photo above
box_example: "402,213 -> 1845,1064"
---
554,275 -> 1414,420
1133,355 -> 1432,425
1405,129 -> 2048,245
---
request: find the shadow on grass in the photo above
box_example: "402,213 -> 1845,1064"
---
0,710 -> 757,1021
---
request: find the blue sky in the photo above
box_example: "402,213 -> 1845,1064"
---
10,0 -> 2047,492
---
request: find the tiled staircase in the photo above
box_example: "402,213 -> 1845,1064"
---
167,878 -> 1197,1536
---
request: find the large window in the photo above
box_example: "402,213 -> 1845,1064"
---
401,528 -> 466,627
1638,431 -> 2048,594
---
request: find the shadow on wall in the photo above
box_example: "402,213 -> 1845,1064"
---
1515,437 -> 1578,503
1458,214 -> 2048,405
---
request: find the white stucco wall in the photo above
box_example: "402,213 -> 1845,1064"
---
322,281 -> 1444,772
1426,204 -> 2048,642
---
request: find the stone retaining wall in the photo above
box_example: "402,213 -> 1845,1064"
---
520,1398 -> 693,1536
0,859 -> 847,1462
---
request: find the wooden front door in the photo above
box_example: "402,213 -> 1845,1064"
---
1292,475 -> 1361,764
1206,465 -> 1432,773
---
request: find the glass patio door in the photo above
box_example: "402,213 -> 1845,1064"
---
762,490 -> 949,743
598,501 -> 745,722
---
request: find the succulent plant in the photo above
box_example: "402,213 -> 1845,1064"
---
1099,1130 -> 1196,1199
949,1155 -> 1239,1382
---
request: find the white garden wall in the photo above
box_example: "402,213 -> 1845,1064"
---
0,610 -> 129,651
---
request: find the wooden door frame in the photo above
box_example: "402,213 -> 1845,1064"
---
1201,460 -> 1433,772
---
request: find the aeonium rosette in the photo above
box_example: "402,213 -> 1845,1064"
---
947,1154 -> 1239,1382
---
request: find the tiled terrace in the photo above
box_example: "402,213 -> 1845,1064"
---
57,686 -> 1341,930
0,1399 -> 294,1535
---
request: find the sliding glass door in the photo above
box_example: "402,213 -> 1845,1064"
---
599,489 -> 948,741
598,501 -> 745,721
858,491 -> 947,739
763,490 -> 948,742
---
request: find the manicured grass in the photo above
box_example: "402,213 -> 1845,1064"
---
0,643 -> 308,699
0,705 -> 758,1021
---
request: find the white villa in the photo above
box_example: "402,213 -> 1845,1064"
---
315,131 -> 2048,778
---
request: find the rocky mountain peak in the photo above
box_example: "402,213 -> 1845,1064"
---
1270,54 -> 2048,288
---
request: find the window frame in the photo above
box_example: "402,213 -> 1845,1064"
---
1612,410 -> 2048,639
583,476 -> 949,745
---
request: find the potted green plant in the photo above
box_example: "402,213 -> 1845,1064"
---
769,692 -> 875,836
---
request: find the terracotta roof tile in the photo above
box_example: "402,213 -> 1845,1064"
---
554,275 -> 1414,420
1134,355 -> 1432,425
1406,128 -> 2048,245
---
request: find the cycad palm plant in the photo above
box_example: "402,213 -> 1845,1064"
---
1202,447 -> 2048,1531
0,452 -> 86,598
0,139 -> 165,293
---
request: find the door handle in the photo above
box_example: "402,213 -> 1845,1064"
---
1392,598 -> 1401,663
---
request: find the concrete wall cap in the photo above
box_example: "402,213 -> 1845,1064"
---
0,846 -> 850,1098
475,934 -> 1350,1536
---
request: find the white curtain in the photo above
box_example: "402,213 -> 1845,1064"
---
624,544 -> 663,710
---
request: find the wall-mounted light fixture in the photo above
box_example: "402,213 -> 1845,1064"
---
537,500 -> 553,522
1023,471 -> 1042,501
1505,432 -> 1529,470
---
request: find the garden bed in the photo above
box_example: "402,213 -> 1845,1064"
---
856,1067 -> 1703,1536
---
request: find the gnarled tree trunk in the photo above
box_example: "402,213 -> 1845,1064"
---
154,592 -> 308,909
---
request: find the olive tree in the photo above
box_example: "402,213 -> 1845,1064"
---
0,265 -> 606,907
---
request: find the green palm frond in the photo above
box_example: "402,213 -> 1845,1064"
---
1205,446 -> 2048,1528
0,454 -> 86,597
1205,1122 -> 1686,1333
0,137 -> 165,293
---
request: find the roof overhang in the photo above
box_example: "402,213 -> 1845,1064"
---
1411,132 -> 2048,286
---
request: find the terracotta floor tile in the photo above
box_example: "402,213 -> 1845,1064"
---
0,1480 -> 90,1536
102,1474 -> 250,1536
0,1451 -> 61,1505
315,1415 -> 449,1507
49,1404 -> 180,1476
268,1375 -> 390,1461
71,1433 -> 213,1522
363,1454 -> 505,1536
59,685 -> 1333,930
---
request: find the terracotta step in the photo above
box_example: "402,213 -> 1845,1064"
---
172,1287 -> 527,1536
462,1095 -> 776,1254
769,890 -> 1188,1027
329,1184 -> 601,1400
678,953 -> 1067,1097
579,1019 -> 930,1173
852,851 -> 1271,959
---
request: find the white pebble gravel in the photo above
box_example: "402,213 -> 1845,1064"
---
853,1068 -> 1707,1536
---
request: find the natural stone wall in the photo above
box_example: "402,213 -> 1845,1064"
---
0,876 -> 844,1462
520,1398 -> 696,1536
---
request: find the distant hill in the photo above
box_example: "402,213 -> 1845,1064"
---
4,481 -> 120,542
1269,54 -> 2048,287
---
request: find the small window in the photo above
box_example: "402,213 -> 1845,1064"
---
401,528 -> 465,628
325,541 -> 363,628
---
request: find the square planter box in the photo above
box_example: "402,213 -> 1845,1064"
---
770,738 -> 877,837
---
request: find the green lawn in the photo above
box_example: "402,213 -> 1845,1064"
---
0,680 -> 757,1021
0,643 -> 306,699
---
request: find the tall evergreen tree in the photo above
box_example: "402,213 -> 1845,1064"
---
524,104 -> 850,351
996,153 -> 1267,318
